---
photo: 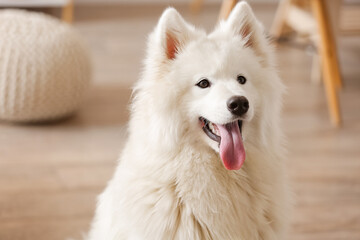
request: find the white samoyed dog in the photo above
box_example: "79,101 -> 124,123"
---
88,2 -> 290,239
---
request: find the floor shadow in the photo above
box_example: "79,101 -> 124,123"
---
65,84 -> 132,127
0,84 -> 132,128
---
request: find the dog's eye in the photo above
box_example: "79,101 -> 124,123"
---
196,78 -> 211,88
237,75 -> 247,85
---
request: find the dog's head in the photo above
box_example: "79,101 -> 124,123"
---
132,2 -> 284,170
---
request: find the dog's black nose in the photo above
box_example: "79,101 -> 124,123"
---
227,96 -> 249,116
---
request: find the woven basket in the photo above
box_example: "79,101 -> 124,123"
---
0,10 -> 91,122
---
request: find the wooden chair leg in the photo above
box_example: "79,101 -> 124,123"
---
329,41 -> 343,89
311,0 -> 342,126
218,0 -> 237,21
326,0 -> 343,88
62,0 -> 74,23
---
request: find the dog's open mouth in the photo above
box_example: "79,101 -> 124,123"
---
199,117 -> 245,170
199,117 -> 243,143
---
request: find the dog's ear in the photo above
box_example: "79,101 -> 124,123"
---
156,8 -> 195,60
225,2 -> 269,62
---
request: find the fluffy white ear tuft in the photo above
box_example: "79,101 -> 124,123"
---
156,8 -> 195,60
226,2 -> 268,58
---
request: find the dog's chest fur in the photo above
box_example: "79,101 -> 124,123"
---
107,144 -> 284,240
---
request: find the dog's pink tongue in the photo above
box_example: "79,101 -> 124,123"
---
217,122 -> 245,170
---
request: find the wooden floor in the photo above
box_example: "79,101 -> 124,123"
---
0,3 -> 359,240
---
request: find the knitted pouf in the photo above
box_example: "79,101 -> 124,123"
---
0,10 -> 91,122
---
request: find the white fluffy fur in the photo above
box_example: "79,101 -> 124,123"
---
88,2 -> 290,239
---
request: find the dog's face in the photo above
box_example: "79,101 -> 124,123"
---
137,2 -> 283,170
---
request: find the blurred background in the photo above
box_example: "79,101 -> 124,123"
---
0,0 -> 359,239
